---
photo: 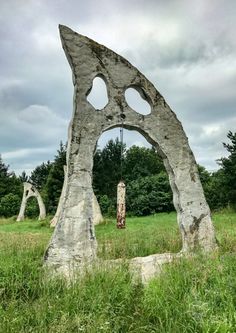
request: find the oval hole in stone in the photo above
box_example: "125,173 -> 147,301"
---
125,87 -> 151,115
87,76 -> 109,110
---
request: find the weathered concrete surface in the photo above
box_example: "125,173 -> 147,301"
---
93,193 -> 104,225
129,253 -> 183,284
17,182 -> 46,221
45,253 -> 181,285
50,166 -> 68,227
117,180 -> 126,228
50,166 -> 103,227
44,25 -> 217,277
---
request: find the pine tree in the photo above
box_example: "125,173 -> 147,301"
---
30,161 -> 52,189
19,171 -> 29,183
218,131 -> 236,207
0,155 -> 10,197
44,142 -> 66,213
93,138 -> 125,199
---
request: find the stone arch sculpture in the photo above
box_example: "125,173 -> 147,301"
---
44,25 -> 217,277
17,182 -> 46,221
50,166 -> 103,227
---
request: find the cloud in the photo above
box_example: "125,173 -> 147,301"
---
0,0 -> 236,175
1,104 -> 67,150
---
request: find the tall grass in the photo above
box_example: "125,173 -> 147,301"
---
0,212 -> 236,332
96,213 -> 181,259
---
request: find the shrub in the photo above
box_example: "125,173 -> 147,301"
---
98,194 -> 116,216
0,193 -> 21,217
25,197 -> 40,218
126,172 -> 174,216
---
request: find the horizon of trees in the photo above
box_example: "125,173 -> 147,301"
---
0,131 -> 236,218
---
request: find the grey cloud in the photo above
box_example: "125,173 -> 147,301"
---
0,0 -> 236,174
1,105 -> 68,151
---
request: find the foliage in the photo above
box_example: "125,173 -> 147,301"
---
43,142 -> 66,213
126,172 -> 174,216
218,131 -> 236,208
197,165 -> 226,210
0,155 -> 22,218
98,194 -> 115,216
0,155 -> 22,199
0,193 -> 21,217
30,161 -> 52,190
25,197 -> 40,218
204,169 -> 228,210
93,141 -> 169,216
123,145 -> 164,182
196,131 -> 236,211
1,130 -> 236,218
93,138 -> 125,199
18,170 -> 29,183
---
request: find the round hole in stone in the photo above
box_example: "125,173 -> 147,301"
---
125,87 -> 151,115
87,76 -> 109,110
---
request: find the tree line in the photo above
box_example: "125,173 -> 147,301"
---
0,131 -> 236,218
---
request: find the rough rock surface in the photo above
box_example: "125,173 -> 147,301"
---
50,166 -> 68,227
17,182 -> 46,221
44,25 -> 217,279
129,253 -> 180,284
50,166 -> 103,227
93,193 -> 104,225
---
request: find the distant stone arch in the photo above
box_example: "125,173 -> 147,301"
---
17,182 -> 46,221
44,25 -> 217,278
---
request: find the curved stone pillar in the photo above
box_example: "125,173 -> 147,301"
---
50,166 -> 103,227
17,182 -> 46,221
50,166 -> 68,227
93,193 -> 104,225
44,25 -> 217,275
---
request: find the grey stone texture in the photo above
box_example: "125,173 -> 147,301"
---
17,182 -> 46,221
50,166 -> 103,227
92,193 -> 104,225
50,166 -> 68,228
44,25 -> 217,279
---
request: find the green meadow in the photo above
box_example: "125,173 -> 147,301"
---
0,212 -> 236,332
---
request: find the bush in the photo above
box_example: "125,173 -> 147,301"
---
126,172 -> 174,216
25,197 -> 40,218
98,194 -> 116,216
0,193 -> 21,217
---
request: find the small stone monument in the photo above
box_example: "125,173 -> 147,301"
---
17,182 -> 46,221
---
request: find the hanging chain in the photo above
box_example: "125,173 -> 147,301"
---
120,116 -> 124,180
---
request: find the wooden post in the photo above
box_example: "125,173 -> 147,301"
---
117,180 -> 126,229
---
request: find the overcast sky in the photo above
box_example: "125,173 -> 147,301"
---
0,0 -> 236,175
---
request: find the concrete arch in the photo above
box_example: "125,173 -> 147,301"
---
44,25 -> 217,276
17,182 -> 46,221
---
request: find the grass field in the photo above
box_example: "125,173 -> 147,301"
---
0,212 -> 236,332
